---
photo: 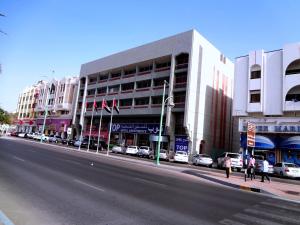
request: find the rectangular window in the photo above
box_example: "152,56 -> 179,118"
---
99,74 -> 108,81
108,85 -> 119,93
121,82 -> 134,91
251,70 -> 261,79
135,97 -> 149,106
97,87 -> 106,94
120,99 -> 132,107
136,80 -> 151,89
124,68 -> 136,76
250,90 -> 261,103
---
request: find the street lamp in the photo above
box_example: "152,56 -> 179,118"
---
156,80 -> 175,165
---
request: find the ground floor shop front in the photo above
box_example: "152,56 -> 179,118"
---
36,118 -> 72,138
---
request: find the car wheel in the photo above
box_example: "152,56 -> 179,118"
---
280,171 -> 284,178
237,168 -> 241,172
209,164 -> 212,168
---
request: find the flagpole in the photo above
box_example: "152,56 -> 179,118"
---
107,99 -> 114,156
96,98 -> 104,153
87,93 -> 96,151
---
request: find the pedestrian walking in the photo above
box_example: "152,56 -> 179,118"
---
224,156 -> 232,178
261,157 -> 271,183
248,155 -> 255,180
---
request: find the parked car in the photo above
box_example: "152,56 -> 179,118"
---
159,149 -> 169,161
125,145 -> 139,155
17,132 -> 27,138
137,146 -> 152,157
26,133 -> 36,139
49,135 -> 63,143
112,145 -> 125,154
174,151 -> 188,163
254,155 -> 274,174
192,154 -> 213,167
217,152 -> 243,172
273,162 -> 300,178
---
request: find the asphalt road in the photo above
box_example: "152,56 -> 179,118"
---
0,138 -> 299,225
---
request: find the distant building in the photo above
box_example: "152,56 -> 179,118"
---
34,77 -> 78,138
233,42 -> 300,166
74,30 -> 235,158
16,82 -> 40,132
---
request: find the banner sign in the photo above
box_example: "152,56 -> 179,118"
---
111,123 -> 162,134
247,122 -> 256,147
174,136 -> 189,152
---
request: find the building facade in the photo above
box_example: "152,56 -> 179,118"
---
75,30 -> 235,158
35,77 -> 78,138
233,42 -> 300,166
16,83 -> 40,132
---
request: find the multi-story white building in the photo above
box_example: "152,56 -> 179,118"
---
233,42 -> 300,166
35,77 -> 78,137
75,30 -> 235,158
16,83 -> 40,132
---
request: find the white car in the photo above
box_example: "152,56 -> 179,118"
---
18,132 -> 27,138
174,151 -> 188,163
217,152 -> 243,172
192,154 -> 213,167
125,145 -> 139,155
138,146 -> 152,157
273,162 -> 300,178
159,149 -> 169,161
112,145 -> 125,154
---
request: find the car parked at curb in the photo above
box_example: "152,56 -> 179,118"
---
254,155 -> 274,174
137,146 -> 152,157
174,151 -> 188,163
112,145 -> 125,154
217,152 -> 243,172
192,154 -> 213,167
273,162 -> 300,178
125,145 -> 139,155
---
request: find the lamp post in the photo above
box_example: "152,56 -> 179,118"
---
40,84 -> 50,142
156,80 -> 175,165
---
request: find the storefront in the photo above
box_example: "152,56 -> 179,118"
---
239,118 -> 300,166
36,118 -> 72,138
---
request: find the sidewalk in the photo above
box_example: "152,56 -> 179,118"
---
182,168 -> 300,202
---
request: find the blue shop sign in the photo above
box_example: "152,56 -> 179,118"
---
175,136 -> 189,152
111,123 -> 162,134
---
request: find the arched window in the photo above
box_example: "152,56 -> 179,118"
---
250,64 -> 261,79
285,85 -> 300,101
285,59 -> 300,75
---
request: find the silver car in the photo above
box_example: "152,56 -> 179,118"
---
192,154 -> 213,167
273,162 -> 300,178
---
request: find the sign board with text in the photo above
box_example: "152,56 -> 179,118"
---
247,122 -> 256,147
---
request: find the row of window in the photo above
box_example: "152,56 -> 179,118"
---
250,91 -> 300,103
81,92 -> 186,109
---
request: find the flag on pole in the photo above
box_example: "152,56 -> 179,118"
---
93,99 -> 98,112
112,98 -> 119,114
102,99 -> 111,113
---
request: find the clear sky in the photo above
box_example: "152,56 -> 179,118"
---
0,0 -> 299,112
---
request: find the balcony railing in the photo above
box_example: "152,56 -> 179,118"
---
121,89 -> 134,94
174,82 -> 187,89
134,104 -> 149,108
175,63 -> 188,70
136,87 -> 150,92
138,70 -> 152,76
154,66 -> 170,72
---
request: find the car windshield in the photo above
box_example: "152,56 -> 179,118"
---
227,153 -> 240,158
200,154 -> 210,158
176,151 -> 186,155
285,163 -> 298,168
140,146 -> 149,150
128,146 -> 137,148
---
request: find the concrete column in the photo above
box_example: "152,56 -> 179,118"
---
72,79 -> 80,125
79,77 -> 88,127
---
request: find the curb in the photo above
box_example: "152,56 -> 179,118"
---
182,170 -> 273,195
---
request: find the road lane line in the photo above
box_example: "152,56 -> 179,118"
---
244,208 -> 299,224
73,179 -> 105,192
261,201 -> 300,213
0,210 -> 15,225
62,159 -> 82,166
134,177 -> 167,188
234,213 -> 282,225
219,218 -> 246,225
13,156 -> 25,162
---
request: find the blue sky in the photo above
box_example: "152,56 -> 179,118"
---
0,0 -> 299,112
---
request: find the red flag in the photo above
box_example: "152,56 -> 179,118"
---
112,99 -> 119,114
102,99 -> 111,113
93,100 -> 97,112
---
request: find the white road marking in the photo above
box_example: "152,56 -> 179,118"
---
0,210 -> 15,225
62,159 -> 82,166
244,208 -> 299,224
219,218 -> 246,225
261,201 -> 300,213
73,179 -> 105,192
134,177 -> 167,188
234,213 -> 282,225
13,156 -> 25,162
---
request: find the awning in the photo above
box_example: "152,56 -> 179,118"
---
241,134 -> 275,149
279,136 -> 300,150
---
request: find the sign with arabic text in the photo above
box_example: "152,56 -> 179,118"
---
111,123 -> 162,134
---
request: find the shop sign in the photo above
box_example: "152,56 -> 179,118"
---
247,122 -> 256,147
174,136 -> 189,152
111,123 -> 162,134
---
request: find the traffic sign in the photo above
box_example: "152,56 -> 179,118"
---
247,122 -> 256,147
67,127 -> 72,135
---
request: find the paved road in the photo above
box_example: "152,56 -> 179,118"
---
0,138 -> 299,225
